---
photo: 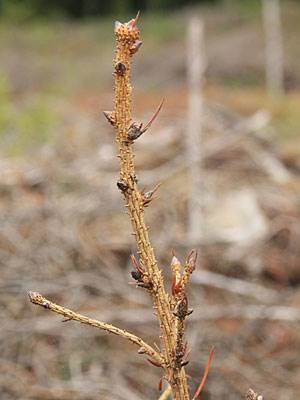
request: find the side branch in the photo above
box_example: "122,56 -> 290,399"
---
28,291 -> 164,366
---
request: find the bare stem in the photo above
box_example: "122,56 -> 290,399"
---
111,15 -> 190,399
28,291 -> 163,366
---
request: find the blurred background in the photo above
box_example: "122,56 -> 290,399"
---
1,0 -> 300,399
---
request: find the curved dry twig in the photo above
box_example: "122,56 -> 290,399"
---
28,291 -> 163,366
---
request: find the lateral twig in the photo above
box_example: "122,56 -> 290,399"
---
28,291 -> 163,366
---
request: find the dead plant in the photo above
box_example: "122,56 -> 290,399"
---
29,13 -> 263,400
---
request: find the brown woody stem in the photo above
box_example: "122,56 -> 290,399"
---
28,291 -> 163,366
112,15 -> 190,399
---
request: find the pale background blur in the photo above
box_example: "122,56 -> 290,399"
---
1,1 -> 300,399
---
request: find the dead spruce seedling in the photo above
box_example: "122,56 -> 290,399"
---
108,13 -> 206,398
29,13 -> 263,400
27,13 -> 210,400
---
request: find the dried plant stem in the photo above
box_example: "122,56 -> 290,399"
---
28,291 -> 163,366
159,385 -> 172,400
112,15 -> 189,399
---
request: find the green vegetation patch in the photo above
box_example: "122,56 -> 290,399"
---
0,70 -> 57,156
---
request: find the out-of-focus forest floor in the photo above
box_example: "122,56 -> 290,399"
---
1,2 -> 300,400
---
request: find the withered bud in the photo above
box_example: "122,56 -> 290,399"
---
128,123 -> 143,141
143,190 -> 153,200
117,179 -> 129,193
171,254 -> 182,296
185,249 -> 197,273
103,111 -> 116,126
137,280 -> 153,290
115,61 -> 126,76
127,99 -> 164,142
138,346 -> 146,354
171,255 -> 181,270
141,183 -> 161,207
131,254 -> 144,274
181,360 -> 189,367
28,291 -> 50,308
114,21 -> 122,32
173,296 -> 189,320
130,40 -> 143,55
127,11 -> 140,29
131,270 -> 143,282
28,291 -> 40,303
114,15 -> 140,41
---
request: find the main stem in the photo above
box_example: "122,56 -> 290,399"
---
112,17 -> 190,399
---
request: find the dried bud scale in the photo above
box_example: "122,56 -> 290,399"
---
141,183 -> 161,207
130,254 -> 153,290
171,254 -> 182,298
117,179 -> 129,193
127,99 -> 164,142
180,250 -> 197,294
103,110 -> 116,126
131,270 -> 143,281
127,122 -> 144,141
115,61 -> 126,76
173,295 -> 189,320
138,347 -> 146,354
130,39 -> 143,54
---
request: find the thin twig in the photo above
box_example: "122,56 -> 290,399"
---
28,291 -> 163,366
192,348 -> 214,400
